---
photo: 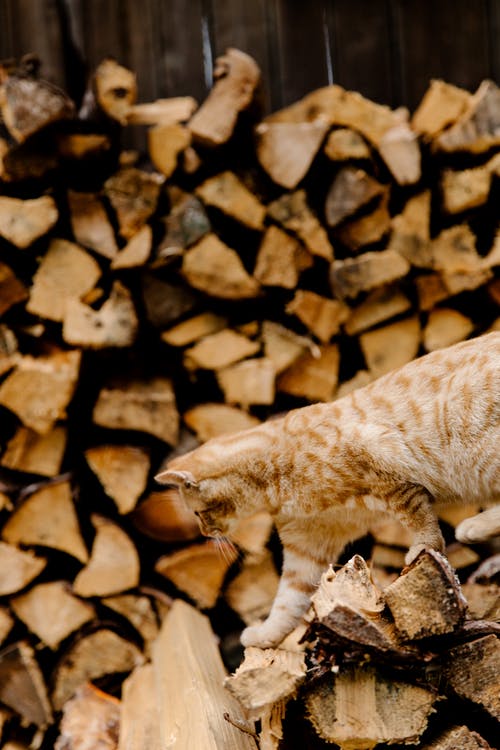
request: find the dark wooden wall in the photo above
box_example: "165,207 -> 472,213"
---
0,0 -> 499,114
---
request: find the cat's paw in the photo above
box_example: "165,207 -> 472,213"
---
240,623 -> 285,649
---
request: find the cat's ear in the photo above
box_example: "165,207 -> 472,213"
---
155,469 -> 199,490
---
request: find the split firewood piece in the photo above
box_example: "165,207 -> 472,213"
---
189,47 -> 259,146
73,515 -> 139,597
267,190 -> 333,261
445,542 -> 480,570
360,316 -> 420,377
335,192 -> 391,251
0,542 -> 46,595
196,171 -> 266,230
2,481 -> 88,563
385,550 -> 466,640
133,488 -> 199,542
217,357 -> 276,406
330,249 -> 410,299
411,79 -> 472,138
230,511 -> 274,558
93,376 -> 179,446
26,238 -> 101,322
277,344 -> 339,401
182,234 -> 261,299
371,544 -> 406,570
142,273 -> 197,328
444,635 -> 500,721
431,224 -> 484,276
104,168 -> 164,239
286,290 -> 350,343
184,328 -> 260,371
10,581 -> 95,650
1,425 -> 67,477
305,664 -> 437,747
441,265 -> 492,296
162,312 -> 227,347
111,224 -> 152,269
415,273 -> 451,311
324,127 -> 371,161
128,95 -> 197,125
461,582 -> 500,621
102,594 -> 159,654
156,189 -> 210,264
67,190 -> 118,259
0,607 -> 14,645
325,166 -> 385,228
148,123 -> 191,178
63,281 -> 138,349
0,261 -> 28,315
423,308 -> 474,351
255,119 -> 330,189
441,154 -> 500,214
153,599 -> 257,749
437,502 -> 482,529
155,539 -> 238,609
483,230 -> 500,270
85,445 -> 149,514
335,369 -> 374,399
52,628 -> 145,711
421,725 -> 494,750
118,664 -> 160,750
225,552 -> 279,625
0,641 -> 53,727
55,683 -> 121,750
435,79 -> 500,153
387,190 -> 433,268
0,325 -> 19,377
254,226 -> 312,288
370,519 -> 413,549
184,403 -> 260,441
261,320 -> 312,375
378,120 -> 421,184
93,58 -> 137,124
57,132 -> 111,160
345,285 -> 411,336
0,195 -> 58,248
0,349 -> 81,434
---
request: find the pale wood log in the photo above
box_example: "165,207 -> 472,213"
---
483,231 -> 500,269
359,316 -> 420,376
182,145 -> 202,173
102,594 -> 159,655
370,519 -> 413,548
445,542 -> 480,570
442,266 -> 492,295
0,261 -> 28,316
133,488 -> 199,542
378,121 -> 421,184
277,344 -> 339,401
435,80 -> 500,153
184,328 -> 260,371
55,683 -> 121,750
93,58 -> 137,124
441,156 -> 500,214
63,281 -> 138,349
84,445 -> 150,514
0,325 -> 19,377
142,272 -> 197,328
155,539 -> 237,609
421,725 -> 494,750
161,312 -> 227,347
189,48 -> 260,147
431,225 -> 484,278
256,119 -> 329,189
0,196 -> 58,248
104,168 -> 164,239
267,189 -> 334,261
1,425 -> 67,477
51,629 -> 144,711
73,515 -> 140,597
111,224 -> 152,269
10,581 -> 95,650
156,189 -> 210,263
411,79 -> 471,138
118,664 -> 160,750
182,234 -> 261,299
344,285 -> 411,335
152,599 -> 257,749
230,511 -> 274,560
0,607 -> 14,645
324,166 -> 385,227
148,123 -> 191,178
437,502 -> 482,528
387,190 -> 433,268
324,127 -> 371,160
196,171 -> 266,230
93,376 -> 179,446
330,249 -> 410,299
26,238 -> 101,322
57,133 -> 111,160
2,480 -> 88,563
254,226 -> 312,289
0,641 -> 53,727
415,273 -> 451,311
423,308 -> 474,352
461,583 -> 500,621
0,542 -> 46,595
68,191 -> 119,259
444,635 -> 500,721
261,320 -> 312,375
127,96 -> 197,125
371,544 -> 406,570
285,290 -> 350,343
217,357 -> 275,406
225,552 -> 279,625
335,369 -> 374,399
335,192 -> 391,251
183,403 -> 260,441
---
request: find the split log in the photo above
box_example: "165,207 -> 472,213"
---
141,273 -> 197,328
102,594 -> 159,654
68,191 -> 119,259
156,189 -> 210,263
217,357 -> 276,406
359,316 -> 420,376
1,425 -> 67,477
183,403 -> 260,441
277,344 -> 339,401
182,234 -> 261,299
378,120 -> 421,184
148,123 -> 191,178
0,607 -> 14,645
344,285 -> 411,336
93,58 -> 137,124
387,190 -> 432,268
411,79 -> 471,138
196,171 -> 266,230
445,542 -> 480,570
330,249 -> 410,299
161,312 -> 227,347
0,542 -> 46,595
133,488 -> 199,542
416,273 -> 451,311
254,226 -> 312,289
55,683 -> 120,750
324,127 -> 371,161
0,195 -> 58,248
324,166 -> 385,227
0,641 -> 53,727
335,192 -> 391,251
184,328 -> 260,370
285,290 -> 350,343
127,96 -> 197,125
261,320 -> 312,375
104,168 -> 164,239
111,224 -> 152,269
370,519 -> 413,549
57,132 -> 111,160
84,445 -> 150,514
0,261 -> 28,315
225,552 -> 279,625
444,635 -> 500,721
421,725 -> 494,750
441,154 -> 500,214
461,582 -> 500,621
423,308 -> 474,351
118,664 -> 160,750
63,281 -> 138,349
335,369 -> 374,399
267,189 -> 334,261
435,79 -> 500,153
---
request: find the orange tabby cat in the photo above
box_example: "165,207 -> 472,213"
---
156,332 -> 500,648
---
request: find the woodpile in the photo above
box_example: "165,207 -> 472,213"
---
0,50 -> 499,749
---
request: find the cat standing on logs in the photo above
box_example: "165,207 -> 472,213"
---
156,332 -> 500,648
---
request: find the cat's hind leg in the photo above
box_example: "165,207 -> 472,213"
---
455,505 -> 500,543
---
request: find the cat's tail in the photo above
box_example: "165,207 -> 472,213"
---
455,505 -> 500,543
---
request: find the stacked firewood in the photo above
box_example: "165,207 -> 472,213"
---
0,50 -> 499,749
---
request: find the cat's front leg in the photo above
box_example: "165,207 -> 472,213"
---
390,484 -> 445,564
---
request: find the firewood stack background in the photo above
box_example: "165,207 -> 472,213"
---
0,49 -> 499,749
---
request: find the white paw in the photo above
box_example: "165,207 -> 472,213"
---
240,623 -> 285,649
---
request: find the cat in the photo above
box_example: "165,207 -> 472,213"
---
156,331 -> 500,648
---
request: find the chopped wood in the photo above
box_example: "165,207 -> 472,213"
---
441,158 -> 499,214
0,607 -> 14,645
10,581 -> 95,649
0,261 -> 28,315
371,543 -> 407,569
0,542 -> 46,595
183,403 -> 260,441
0,325 -> 19,377
63,281 -> 138,349
324,127 -> 371,160
111,224 -> 152,269
416,272 -> 451,311
84,445 -> 149,514
133,488 -> 199,542
92,376 -> 179,446
161,312 -> 227,347
253,226 -> 312,289
423,307 -> 474,351
378,120 -> 421,184
261,320 -> 311,374
155,539 -> 237,608
0,195 -> 58,248
421,725 -> 494,750
437,502 -> 482,529
277,344 -> 339,401
359,315 -> 421,376
127,96 -> 197,125
189,47 -> 260,147
344,285 -> 411,335
330,248 -> 410,299
217,357 -> 276,406
141,272 -> 197,328
196,171 -> 266,230
26,238 -> 101,321
51,628 -> 144,711
1,425 -> 67,477
57,132 -> 111,159
335,369 -> 374,399
267,189 -> 333,261
370,519 -> 413,548
335,192 -> 391,251
387,190 -> 433,268
94,58 -> 137,124
148,123 -> 191,178
182,233 -> 261,299
435,79 -> 500,153
255,119 -> 329,189
442,265 -> 492,295
0,641 -> 53,727
445,542 -> 480,570
73,514 -> 140,597
431,224 -> 484,276
68,190 -> 118,259
104,167 -> 164,239
102,594 -> 159,654
225,552 -> 279,625
156,188 -> 210,263
2,481 -> 88,563
444,635 -> 500,721
118,664 -> 160,750
462,582 -> 500,621
55,683 -> 121,750
411,79 -> 472,138
184,328 -> 260,370
152,599 -> 257,749
324,166 -> 385,227
285,290 -> 350,343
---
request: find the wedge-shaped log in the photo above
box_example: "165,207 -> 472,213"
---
0,195 -> 58,248
0,641 -> 53,728
267,189 -> 333,261
182,234 -> 260,299
104,167 -> 164,239
85,444 -> 150,514
184,403 -> 260,441
63,281 -> 138,349
55,684 -> 121,750
0,542 -> 46,595
1,425 -> 67,477
196,171 -> 265,230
